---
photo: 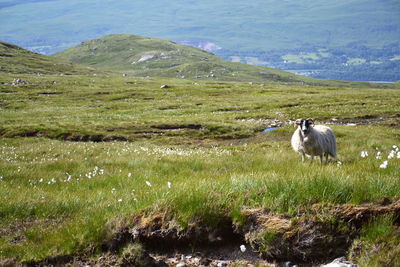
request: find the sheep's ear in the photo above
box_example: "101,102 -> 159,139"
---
308,118 -> 315,126
295,119 -> 302,125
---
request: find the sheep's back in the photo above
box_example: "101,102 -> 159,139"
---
312,125 -> 336,157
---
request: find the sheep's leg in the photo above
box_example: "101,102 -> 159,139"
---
325,153 -> 329,163
310,155 -> 314,161
319,155 -> 324,164
301,151 -> 306,162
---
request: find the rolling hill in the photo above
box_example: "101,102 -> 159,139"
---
52,34 -> 400,88
0,41 -> 95,75
52,34 -> 305,83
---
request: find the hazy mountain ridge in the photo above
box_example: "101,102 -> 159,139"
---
1,0 -> 399,81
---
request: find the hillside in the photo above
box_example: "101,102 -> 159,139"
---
0,41 -> 95,75
53,34 -> 305,83
53,34 -> 400,88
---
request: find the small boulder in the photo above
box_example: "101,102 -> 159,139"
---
322,257 -> 358,267
11,78 -> 29,86
160,84 -> 170,89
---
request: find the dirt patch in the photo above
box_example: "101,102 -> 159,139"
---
104,199 -> 399,265
152,124 -> 206,131
37,91 -> 62,96
20,200 -> 399,266
324,114 -> 400,126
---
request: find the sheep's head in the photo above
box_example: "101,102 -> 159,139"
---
295,118 -> 314,135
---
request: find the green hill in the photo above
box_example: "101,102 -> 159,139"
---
53,34 -> 304,83
52,34 -> 399,88
0,41 -> 95,75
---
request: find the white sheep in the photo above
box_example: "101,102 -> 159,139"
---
291,119 -> 337,163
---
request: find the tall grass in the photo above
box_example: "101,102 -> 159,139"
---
1,128 -> 398,260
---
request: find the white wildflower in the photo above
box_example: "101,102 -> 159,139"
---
51,178 -> 56,183
111,188 -> 116,193
337,161 -> 342,166
397,152 -> 400,159
128,172 -> 132,177
388,150 -> 395,159
145,181 -> 152,187
240,245 -> 246,253
39,178 -> 43,183
118,199 -> 122,202
360,151 -> 368,158
376,151 -> 382,159
380,160 -> 388,169
167,181 -> 172,188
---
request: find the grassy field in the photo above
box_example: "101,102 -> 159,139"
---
0,71 -> 399,265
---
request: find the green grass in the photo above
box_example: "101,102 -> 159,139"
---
0,42 -> 96,75
349,216 -> 400,266
0,70 -> 399,262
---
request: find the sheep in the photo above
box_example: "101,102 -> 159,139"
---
291,118 -> 337,163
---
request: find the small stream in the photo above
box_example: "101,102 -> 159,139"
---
263,127 -> 279,133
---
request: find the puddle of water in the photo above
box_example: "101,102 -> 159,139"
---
263,127 -> 278,133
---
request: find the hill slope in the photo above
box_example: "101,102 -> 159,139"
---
0,41 -> 95,75
53,34 -> 304,83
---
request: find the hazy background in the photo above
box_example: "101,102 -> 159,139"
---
1,0 -> 399,81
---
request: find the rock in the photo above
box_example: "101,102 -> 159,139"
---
160,84 -> 170,89
118,243 -> 168,267
11,78 -> 29,86
199,258 -> 212,266
217,262 -> 227,267
321,257 -> 358,267
176,262 -> 186,267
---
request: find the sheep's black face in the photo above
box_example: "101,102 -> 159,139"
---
300,119 -> 311,134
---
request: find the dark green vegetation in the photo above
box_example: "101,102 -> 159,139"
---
0,38 -> 399,265
218,43 -> 400,82
1,0 -> 399,81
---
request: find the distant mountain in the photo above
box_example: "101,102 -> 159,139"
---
1,0 -> 399,54
0,41 -> 95,75
52,34 -> 305,83
1,0 -> 399,81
